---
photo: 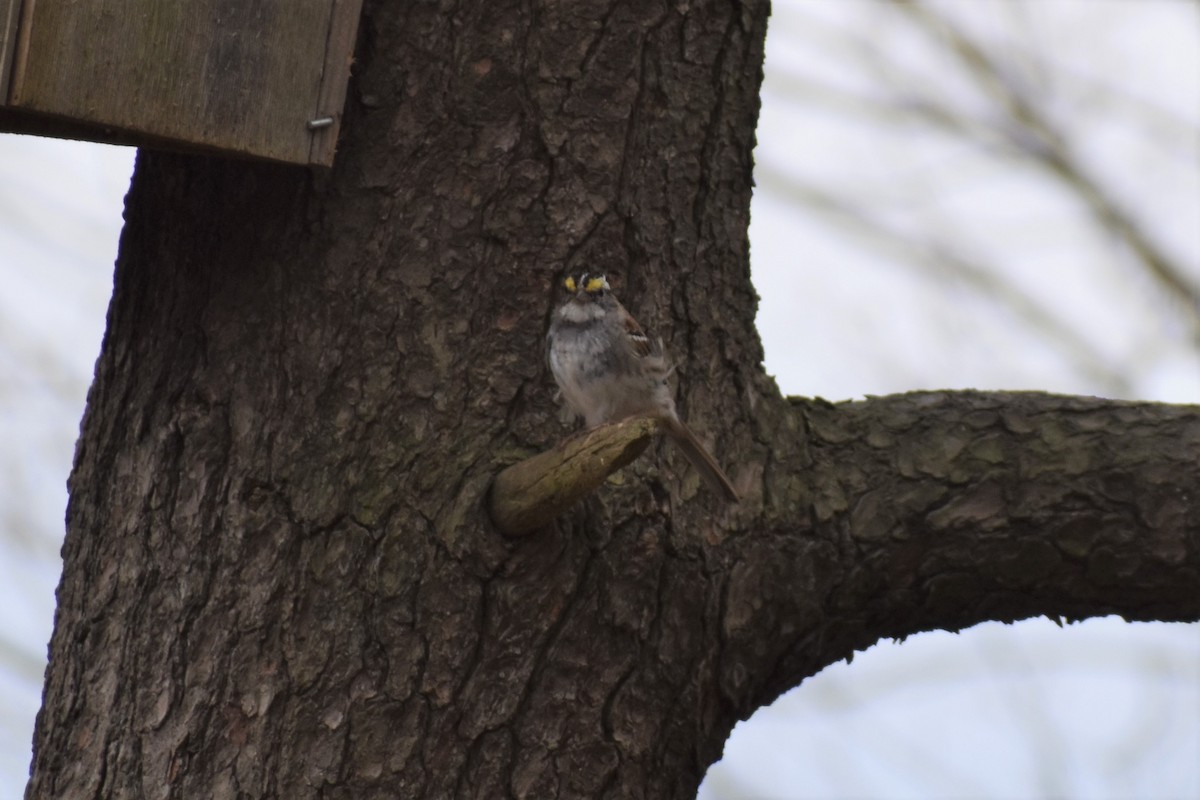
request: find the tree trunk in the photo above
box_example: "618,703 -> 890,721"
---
27,2 -> 1199,798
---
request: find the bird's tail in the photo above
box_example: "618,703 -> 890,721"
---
660,417 -> 740,503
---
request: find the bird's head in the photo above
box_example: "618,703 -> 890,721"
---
563,273 -> 611,301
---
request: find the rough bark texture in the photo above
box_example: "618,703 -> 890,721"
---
27,1 -> 1200,799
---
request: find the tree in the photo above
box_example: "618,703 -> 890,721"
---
26,2 -> 1198,798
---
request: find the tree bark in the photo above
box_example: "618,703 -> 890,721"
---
27,1 -> 1199,799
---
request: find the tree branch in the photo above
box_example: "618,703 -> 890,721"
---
489,417 -> 658,535
719,391 -> 1200,715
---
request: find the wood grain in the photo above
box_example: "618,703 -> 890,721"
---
3,0 -> 362,164
0,0 -> 20,101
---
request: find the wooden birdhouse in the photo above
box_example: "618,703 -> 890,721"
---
0,0 -> 363,166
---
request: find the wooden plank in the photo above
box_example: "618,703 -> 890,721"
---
308,0 -> 363,165
6,0 -> 354,164
0,0 -> 21,101
0,104 -> 233,157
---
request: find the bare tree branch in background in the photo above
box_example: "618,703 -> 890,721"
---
760,0 -> 1200,393
756,171 -> 1136,396
895,1 -> 1200,334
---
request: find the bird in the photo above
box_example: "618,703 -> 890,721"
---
546,273 -> 740,502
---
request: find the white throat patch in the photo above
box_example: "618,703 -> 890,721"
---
558,299 -> 606,323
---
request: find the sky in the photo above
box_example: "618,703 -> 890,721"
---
0,1 -> 1197,797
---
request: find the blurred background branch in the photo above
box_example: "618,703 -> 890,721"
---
753,0 -> 1198,405
894,0 -> 1200,331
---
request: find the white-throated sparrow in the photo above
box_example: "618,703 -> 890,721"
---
547,273 -> 740,502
